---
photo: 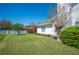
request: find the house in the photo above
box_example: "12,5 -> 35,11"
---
37,18 -> 57,36
23,24 -> 37,33
37,3 -> 79,36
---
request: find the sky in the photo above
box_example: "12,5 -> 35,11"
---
0,3 -> 57,26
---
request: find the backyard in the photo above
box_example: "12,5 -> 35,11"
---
0,34 -> 79,55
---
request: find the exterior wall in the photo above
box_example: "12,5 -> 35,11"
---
71,18 -> 79,26
64,18 -> 79,28
37,27 -> 53,35
71,4 -> 79,26
37,24 -> 57,36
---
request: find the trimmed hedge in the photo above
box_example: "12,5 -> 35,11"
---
60,26 -> 79,48
0,34 -> 6,42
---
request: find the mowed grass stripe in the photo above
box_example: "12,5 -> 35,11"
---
0,34 -> 79,55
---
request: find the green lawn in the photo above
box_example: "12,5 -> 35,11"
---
0,34 -> 79,55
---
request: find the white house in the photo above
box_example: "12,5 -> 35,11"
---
37,3 -> 79,36
37,18 -> 57,36
69,4 -> 79,26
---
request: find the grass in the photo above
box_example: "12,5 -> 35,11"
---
0,34 -> 79,55
0,34 -> 6,42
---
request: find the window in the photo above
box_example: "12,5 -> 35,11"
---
75,21 -> 79,25
41,27 -> 45,32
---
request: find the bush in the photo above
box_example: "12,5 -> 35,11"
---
27,30 -> 33,33
60,26 -> 79,48
0,34 -> 6,42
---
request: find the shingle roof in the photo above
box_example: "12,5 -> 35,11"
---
37,17 -> 56,26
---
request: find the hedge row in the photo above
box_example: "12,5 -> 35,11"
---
60,26 -> 79,48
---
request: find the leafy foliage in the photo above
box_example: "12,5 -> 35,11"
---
0,20 -> 12,30
60,26 -> 79,48
13,23 -> 23,30
13,23 -> 24,34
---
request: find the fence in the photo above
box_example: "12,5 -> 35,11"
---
0,30 -> 27,34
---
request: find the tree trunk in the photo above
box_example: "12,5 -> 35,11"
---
57,35 -> 60,41
56,30 -> 61,41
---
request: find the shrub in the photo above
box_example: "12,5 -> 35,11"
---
0,34 -> 6,42
60,26 -> 79,48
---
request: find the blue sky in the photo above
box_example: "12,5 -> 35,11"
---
0,3 -> 57,25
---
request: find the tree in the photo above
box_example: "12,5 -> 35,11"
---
30,22 -> 37,33
0,20 -> 12,34
48,8 -> 57,19
54,19 -> 64,40
48,4 -> 66,40
0,20 -> 12,30
13,23 -> 24,34
53,3 -> 77,40
54,4 -> 67,40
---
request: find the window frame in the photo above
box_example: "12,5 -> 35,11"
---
41,27 -> 45,32
75,21 -> 79,25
